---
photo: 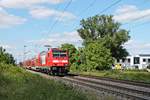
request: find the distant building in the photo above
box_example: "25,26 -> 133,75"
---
116,54 -> 150,69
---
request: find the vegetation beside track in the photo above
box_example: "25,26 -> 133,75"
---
0,63 -> 93,100
71,69 -> 150,83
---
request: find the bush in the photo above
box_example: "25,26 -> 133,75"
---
84,43 -> 114,71
0,47 -> 15,65
70,63 -> 78,71
0,64 -> 90,100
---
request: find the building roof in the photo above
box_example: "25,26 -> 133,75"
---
139,54 -> 150,57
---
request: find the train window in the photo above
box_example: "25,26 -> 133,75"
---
143,59 -> 146,62
53,53 -> 59,57
52,49 -> 60,52
52,50 -> 67,57
60,53 -> 66,57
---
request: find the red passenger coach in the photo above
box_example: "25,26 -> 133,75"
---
24,48 -> 69,75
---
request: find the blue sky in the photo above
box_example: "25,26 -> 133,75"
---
0,0 -> 150,62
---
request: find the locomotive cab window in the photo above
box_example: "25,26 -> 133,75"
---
53,53 -> 59,57
60,53 -> 67,57
52,50 -> 67,57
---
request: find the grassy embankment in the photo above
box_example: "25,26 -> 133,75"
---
71,69 -> 150,83
0,63 -> 93,100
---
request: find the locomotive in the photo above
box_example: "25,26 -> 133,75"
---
22,48 -> 69,75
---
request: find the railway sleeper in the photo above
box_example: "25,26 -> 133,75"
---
73,76 -> 150,96
63,77 -> 150,100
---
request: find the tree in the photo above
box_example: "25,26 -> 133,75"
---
77,15 -> 130,59
84,43 -> 114,71
0,47 -> 15,65
78,47 -> 86,65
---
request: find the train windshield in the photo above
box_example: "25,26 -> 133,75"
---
52,50 -> 67,57
60,53 -> 67,57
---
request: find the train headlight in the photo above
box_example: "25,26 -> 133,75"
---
52,60 -> 59,63
62,60 -> 68,63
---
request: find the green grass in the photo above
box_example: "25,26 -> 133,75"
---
0,63 -> 92,100
71,69 -> 150,83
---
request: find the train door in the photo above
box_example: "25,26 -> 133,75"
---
41,55 -> 46,65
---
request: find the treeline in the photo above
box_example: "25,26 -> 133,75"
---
61,15 -> 130,71
0,47 -> 15,65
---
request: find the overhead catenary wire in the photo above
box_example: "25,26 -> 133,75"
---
47,0 -> 73,35
41,0 -> 97,47
76,0 -> 121,20
45,4 -> 61,36
78,0 -> 97,16
72,0 -> 122,30
43,0 -> 123,46
123,14 -> 150,26
46,0 -> 122,36
119,1 -> 150,26
30,3 -> 62,52
40,0 -> 73,48
128,20 -> 150,29
70,0 -> 97,30
99,0 -> 122,14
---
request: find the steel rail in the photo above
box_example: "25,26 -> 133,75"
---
73,73 -> 150,88
27,70 -> 150,100
63,76 -> 150,100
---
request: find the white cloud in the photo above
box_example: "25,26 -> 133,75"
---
114,5 -> 150,22
0,0 -> 75,22
29,7 -> 76,21
124,40 -> 150,55
28,31 -> 82,47
0,7 -> 26,28
0,0 -> 64,8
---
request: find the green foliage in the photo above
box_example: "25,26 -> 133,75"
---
77,15 -> 130,60
72,70 -> 150,83
70,43 -> 114,71
78,48 -> 86,65
0,47 -> 15,65
0,63 -> 90,100
70,63 -> 79,71
84,43 -> 114,71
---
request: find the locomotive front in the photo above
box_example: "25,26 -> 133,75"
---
49,48 -> 69,75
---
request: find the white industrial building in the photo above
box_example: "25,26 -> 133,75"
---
117,54 -> 150,69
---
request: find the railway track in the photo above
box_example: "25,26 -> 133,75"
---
27,70 -> 150,100
73,74 -> 150,88
63,76 -> 150,100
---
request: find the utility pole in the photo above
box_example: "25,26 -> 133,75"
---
23,45 -> 27,62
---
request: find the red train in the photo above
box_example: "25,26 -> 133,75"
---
22,48 -> 69,75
